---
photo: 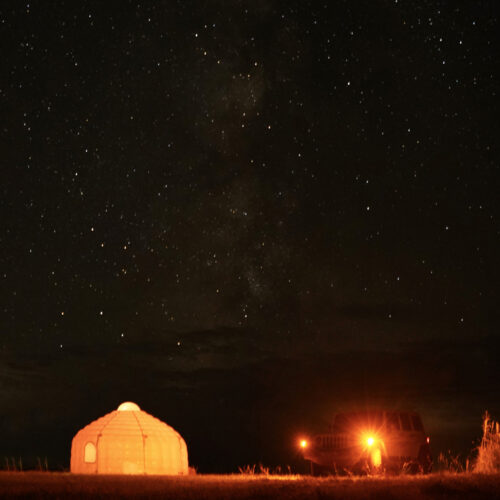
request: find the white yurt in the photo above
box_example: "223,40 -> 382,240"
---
70,401 -> 188,475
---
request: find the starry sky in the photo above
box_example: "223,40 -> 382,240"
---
1,0 -> 499,472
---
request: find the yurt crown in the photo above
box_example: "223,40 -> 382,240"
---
117,402 -> 141,411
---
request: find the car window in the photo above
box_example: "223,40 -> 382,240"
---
334,411 -> 384,432
411,415 -> 424,431
386,412 -> 400,431
400,412 -> 412,431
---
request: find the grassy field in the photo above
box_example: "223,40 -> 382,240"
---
1,472 -> 500,499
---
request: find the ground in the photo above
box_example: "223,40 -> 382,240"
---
1,472 -> 500,499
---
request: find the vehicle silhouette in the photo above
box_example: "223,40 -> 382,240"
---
302,410 -> 432,475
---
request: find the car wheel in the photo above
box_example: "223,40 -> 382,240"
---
418,444 -> 432,474
402,461 -> 421,475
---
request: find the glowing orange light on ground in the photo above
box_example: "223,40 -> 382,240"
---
371,448 -> 382,468
300,439 -> 308,448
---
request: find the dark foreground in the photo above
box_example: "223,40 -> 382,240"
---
1,472 -> 500,499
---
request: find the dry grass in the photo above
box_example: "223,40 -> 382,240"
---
435,451 -> 469,473
474,412 -> 500,474
237,464 -> 293,475
1,472 -> 500,499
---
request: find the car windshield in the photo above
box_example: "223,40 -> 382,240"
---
333,411 -> 383,432
386,412 -> 400,431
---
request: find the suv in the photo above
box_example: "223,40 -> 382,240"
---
302,410 -> 432,475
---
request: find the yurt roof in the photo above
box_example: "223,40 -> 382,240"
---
73,401 -> 183,439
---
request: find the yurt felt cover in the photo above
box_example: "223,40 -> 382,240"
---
70,402 -> 188,475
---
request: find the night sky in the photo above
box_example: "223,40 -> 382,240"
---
1,0 -> 499,472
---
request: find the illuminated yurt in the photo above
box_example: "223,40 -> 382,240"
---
70,402 -> 188,475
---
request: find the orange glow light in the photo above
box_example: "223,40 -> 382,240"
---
371,448 -> 382,468
300,439 -> 308,448
366,436 -> 375,447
